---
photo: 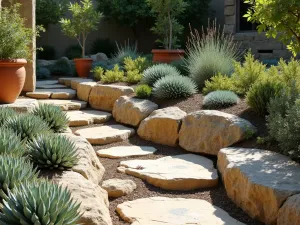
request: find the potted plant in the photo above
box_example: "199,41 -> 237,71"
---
60,0 -> 103,78
147,0 -> 187,63
0,3 -> 39,103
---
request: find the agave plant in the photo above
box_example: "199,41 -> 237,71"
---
27,134 -> 79,170
0,155 -> 39,198
142,64 -> 181,87
203,90 -> 239,109
153,75 -> 197,99
4,114 -> 51,142
0,128 -> 25,156
33,104 -> 69,133
0,180 -> 81,225
0,107 -> 17,127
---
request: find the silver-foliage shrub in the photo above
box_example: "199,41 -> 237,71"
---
203,90 -> 239,109
0,108 -> 17,127
0,128 -> 24,156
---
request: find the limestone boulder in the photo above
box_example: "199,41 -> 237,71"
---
102,179 -> 137,198
179,110 -> 256,155
89,85 -> 134,111
53,171 -> 112,225
97,146 -> 157,159
218,147 -> 300,225
118,154 -> 218,191
77,82 -> 97,102
38,99 -> 87,111
0,99 -> 38,113
278,194 -> 300,225
113,96 -> 158,127
71,78 -> 94,90
137,107 -> 186,146
67,110 -> 111,127
117,197 -> 245,225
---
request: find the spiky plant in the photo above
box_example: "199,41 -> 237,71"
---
142,64 -> 181,87
0,107 -> 17,127
0,180 -> 81,225
4,114 -> 51,142
28,134 -> 78,170
153,75 -> 197,99
0,155 -> 38,198
0,128 -> 25,156
203,90 -> 239,109
33,104 -> 69,133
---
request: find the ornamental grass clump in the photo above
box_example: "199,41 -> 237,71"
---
33,104 -> 69,133
0,128 -> 25,156
153,75 -> 197,99
27,134 -> 78,170
0,107 -> 17,127
142,64 -> 181,87
0,180 -> 81,225
203,90 -> 239,109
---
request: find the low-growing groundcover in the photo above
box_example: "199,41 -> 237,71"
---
203,91 -> 239,109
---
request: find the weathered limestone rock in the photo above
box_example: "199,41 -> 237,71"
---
75,125 -> 135,145
77,82 -> 97,102
278,194 -> 300,225
102,179 -> 137,198
0,98 -> 38,113
53,171 -> 112,225
67,110 -> 111,127
71,78 -> 94,90
179,110 -> 256,155
63,134 -> 105,184
38,99 -> 87,111
113,96 -> 158,127
218,147 -> 300,225
137,107 -> 186,146
58,77 -> 85,87
26,89 -> 76,99
97,146 -> 157,159
117,197 -> 245,225
26,90 -> 52,99
118,154 -> 218,191
89,85 -> 134,111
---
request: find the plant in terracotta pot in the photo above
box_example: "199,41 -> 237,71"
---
0,3 -> 38,104
147,0 -> 187,63
60,0 -> 103,78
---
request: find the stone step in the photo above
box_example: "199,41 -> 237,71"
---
66,110 -> 111,127
26,89 -> 76,100
38,99 -> 87,111
97,146 -> 157,158
74,125 -> 135,145
36,80 -> 58,86
36,84 -> 68,89
58,77 -> 93,89
0,98 -> 38,113
118,154 -> 218,191
117,197 -> 245,225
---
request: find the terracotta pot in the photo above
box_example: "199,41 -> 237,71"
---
74,58 -> 93,78
152,49 -> 185,63
0,59 -> 27,104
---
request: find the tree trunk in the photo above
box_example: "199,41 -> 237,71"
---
82,34 -> 85,58
168,11 -> 172,50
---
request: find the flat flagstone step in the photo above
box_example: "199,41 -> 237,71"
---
36,84 -> 68,89
117,197 -> 245,225
75,125 -> 135,145
36,80 -> 58,86
59,77 -> 93,87
66,110 -> 111,127
118,154 -> 218,191
0,98 -> 38,113
97,146 -> 157,159
26,89 -> 76,99
38,99 -> 87,111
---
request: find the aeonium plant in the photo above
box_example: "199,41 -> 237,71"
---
147,0 -> 187,49
60,0 -> 103,58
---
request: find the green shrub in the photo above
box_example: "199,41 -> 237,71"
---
126,70 -> 143,84
171,59 -> 188,76
37,45 -> 56,60
100,65 -> 125,83
92,61 -> 114,71
124,56 -> 150,73
203,90 -> 239,109
37,67 -> 51,80
113,41 -> 139,65
135,84 -> 152,99
0,180 -> 81,225
28,134 -> 78,170
185,21 -> 241,88
142,64 -> 181,87
65,44 -> 83,60
90,38 -> 116,57
153,76 -> 197,99
33,104 -> 69,133
93,66 -> 105,81
246,78 -> 285,116
203,73 -> 235,94
0,108 -> 17,127
0,155 -> 38,198
0,128 -> 24,156
51,57 -> 72,75
276,58 -> 300,90
4,114 -> 51,142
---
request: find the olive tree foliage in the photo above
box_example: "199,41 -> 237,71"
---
60,0 -> 103,58
147,0 -> 187,49
244,0 -> 300,56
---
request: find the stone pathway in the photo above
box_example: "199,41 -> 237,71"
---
97,146 -> 157,159
0,98 -> 38,112
36,83 -> 67,89
38,99 -> 87,110
36,80 -> 58,86
26,88 -> 76,99
67,110 -> 111,127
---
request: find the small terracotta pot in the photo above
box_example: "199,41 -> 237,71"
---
0,59 -> 27,104
152,49 -> 185,63
74,58 -> 93,78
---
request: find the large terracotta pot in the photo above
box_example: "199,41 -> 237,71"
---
0,59 -> 27,104
152,49 -> 185,63
74,58 -> 93,78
